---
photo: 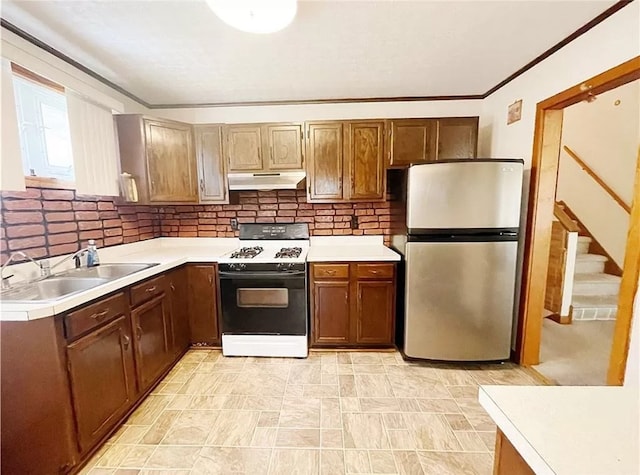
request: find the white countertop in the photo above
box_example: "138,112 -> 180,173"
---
1,236 -> 399,321
306,236 -> 401,262
479,385 -> 640,475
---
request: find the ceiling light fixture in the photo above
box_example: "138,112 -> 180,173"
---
206,0 -> 297,34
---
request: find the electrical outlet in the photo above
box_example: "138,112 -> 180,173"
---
351,215 -> 359,229
231,218 -> 238,231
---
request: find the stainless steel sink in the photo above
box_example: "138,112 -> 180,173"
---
0,277 -> 110,303
57,263 -> 158,280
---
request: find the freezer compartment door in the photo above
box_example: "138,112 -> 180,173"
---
407,160 -> 523,230
404,240 -> 517,361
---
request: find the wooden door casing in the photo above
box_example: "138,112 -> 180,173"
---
131,294 -> 172,392
436,117 -> 478,160
144,119 -> 198,202
354,280 -> 395,344
345,121 -> 385,200
389,119 -> 437,166
187,264 -> 220,345
307,122 -> 344,201
226,125 -> 263,171
195,125 -> 228,203
312,280 -> 351,345
66,315 -> 136,453
266,124 -> 304,170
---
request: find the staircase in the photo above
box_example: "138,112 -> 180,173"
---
571,236 -> 620,321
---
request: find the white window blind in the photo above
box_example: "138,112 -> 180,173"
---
66,91 -> 120,196
1,57 -> 26,191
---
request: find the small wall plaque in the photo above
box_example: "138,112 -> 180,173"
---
507,99 -> 523,125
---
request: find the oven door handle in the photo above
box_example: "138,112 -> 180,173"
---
218,270 -> 306,279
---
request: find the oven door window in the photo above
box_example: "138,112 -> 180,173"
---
237,288 -> 288,308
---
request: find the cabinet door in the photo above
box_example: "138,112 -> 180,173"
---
354,280 -> 395,345
436,117 -> 478,160
67,315 -> 136,453
307,122 -> 344,201
226,125 -> 263,171
312,280 -> 351,345
389,119 -> 437,166
131,294 -> 172,392
345,121 -> 385,200
266,124 -> 303,170
167,267 -> 190,357
188,265 -> 220,345
144,119 -> 198,202
195,125 -> 228,203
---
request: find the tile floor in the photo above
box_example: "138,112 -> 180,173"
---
81,350 -> 540,475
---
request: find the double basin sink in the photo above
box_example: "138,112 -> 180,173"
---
0,263 -> 158,303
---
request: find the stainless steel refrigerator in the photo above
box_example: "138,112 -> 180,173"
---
393,159 -> 524,361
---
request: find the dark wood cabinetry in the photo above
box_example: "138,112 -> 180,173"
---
66,315 -> 136,453
195,124 -> 228,203
389,119 -> 437,166
310,262 -> 396,347
225,123 -> 304,173
188,264 -> 221,345
307,122 -> 344,201
167,266 -> 190,357
116,115 -> 198,203
345,121 -> 386,200
436,117 -> 479,160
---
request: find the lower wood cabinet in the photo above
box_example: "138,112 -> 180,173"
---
167,266 -> 191,356
311,262 -> 396,347
131,293 -> 172,393
66,315 -> 136,453
188,264 -> 221,346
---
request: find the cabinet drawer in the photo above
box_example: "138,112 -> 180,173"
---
356,263 -> 395,279
65,292 -> 128,340
313,264 -> 349,279
130,275 -> 166,307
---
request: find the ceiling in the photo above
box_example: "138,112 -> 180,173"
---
0,0 -> 619,106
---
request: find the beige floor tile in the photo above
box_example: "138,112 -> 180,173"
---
436,369 -> 478,386
416,451 -> 492,475
138,469 -> 190,475
477,431 -> 497,451
258,411 -> 281,427
403,413 -> 461,451
339,375 -> 358,397
337,364 -> 355,375
242,396 -> 283,411
446,385 -> 478,399
139,410 -> 182,445
354,374 -> 395,397
382,413 -> 406,430
320,398 -> 342,428
268,448 -> 320,475
443,413 -> 473,431
251,427 -> 278,447
350,353 -> 383,365
144,446 -> 201,470
115,426 -> 149,445
285,384 -> 305,397
321,429 -> 343,448
352,364 -> 386,374
191,447 -> 271,474
454,431 -> 488,452
320,449 -> 345,475
360,397 -> 420,413
275,428 -> 321,448
289,365 -> 322,384
415,398 -> 460,413
340,397 -> 361,412
337,353 -> 352,364
387,374 -> 449,399
344,449 -> 371,473
166,395 -> 192,410
127,395 -> 173,426
343,413 -> 389,449
96,445 -> 133,468
113,469 -> 140,475
393,451 -> 424,475
387,430 -> 417,450
119,445 -> 156,469
161,410 -> 218,445
304,384 -> 340,398
177,373 -> 221,395
369,450 -> 398,474
279,408 -> 321,428
321,373 -> 339,385
464,413 -> 497,432
87,469 -> 116,475
152,382 -> 184,395
206,410 -> 260,446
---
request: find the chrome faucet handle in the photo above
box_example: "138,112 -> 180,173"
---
40,260 -> 51,277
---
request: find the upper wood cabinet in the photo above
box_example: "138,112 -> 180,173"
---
306,122 -> 344,201
345,121 -> 386,201
116,115 -> 198,203
194,125 -> 229,203
436,117 -> 479,160
389,119 -> 438,167
225,123 -> 304,173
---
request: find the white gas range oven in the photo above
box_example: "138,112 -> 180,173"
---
217,223 -> 310,358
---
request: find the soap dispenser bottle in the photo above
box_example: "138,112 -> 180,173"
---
87,239 -> 100,267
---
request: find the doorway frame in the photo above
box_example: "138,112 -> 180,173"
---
516,56 -> 640,385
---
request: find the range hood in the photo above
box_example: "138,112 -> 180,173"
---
227,171 -> 306,191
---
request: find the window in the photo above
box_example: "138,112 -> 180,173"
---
13,72 -> 74,182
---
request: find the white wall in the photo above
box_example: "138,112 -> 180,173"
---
153,99 -> 481,124
478,2 -> 640,366
556,80 -> 639,266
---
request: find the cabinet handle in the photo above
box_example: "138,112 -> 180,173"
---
90,309 -> 109,320
122,334 -> 131,350
326,269 -> 336,275
200,179 -> 205,193
370,270 -> 379,274
136,325 -> 142,340
208,274 -> 213,285
170,283 -> 176,291
145,286 -> 157,293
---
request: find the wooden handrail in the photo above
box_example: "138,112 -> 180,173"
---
554,203 -> 580,232
563,145 -> 631,213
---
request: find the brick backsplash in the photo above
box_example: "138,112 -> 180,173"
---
1,188 -> 402,264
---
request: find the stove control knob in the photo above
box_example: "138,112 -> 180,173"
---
228,263 -> 237,271
278,262 -> 294,271
238,263 -> 247,270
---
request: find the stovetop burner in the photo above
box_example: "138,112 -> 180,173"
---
230,246 -> 264,259
275,247 -> 303,259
